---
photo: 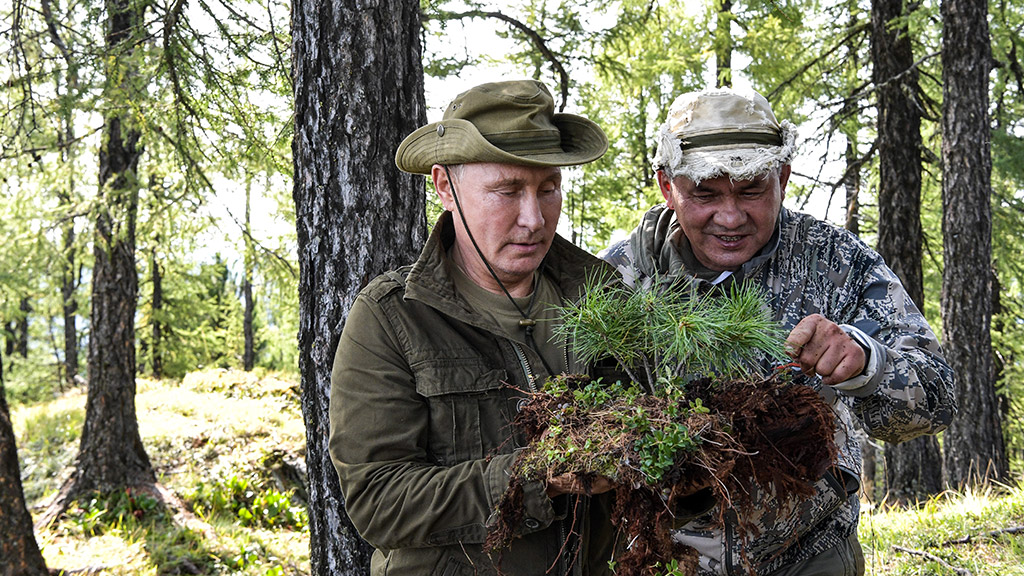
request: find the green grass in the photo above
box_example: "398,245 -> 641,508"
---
12,369 -> 309,575
862,484 -> 1024,575
14,367 -> 1024,575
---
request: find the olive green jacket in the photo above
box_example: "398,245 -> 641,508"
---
329,212 -> 617,575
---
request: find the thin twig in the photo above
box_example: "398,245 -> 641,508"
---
941,525 -> 1024,546
891,545 -> 972,576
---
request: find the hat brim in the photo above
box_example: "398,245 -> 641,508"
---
395,114 -> 608,175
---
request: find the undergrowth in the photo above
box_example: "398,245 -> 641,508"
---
13,369 -> 309,575
861,484 -> 1024,575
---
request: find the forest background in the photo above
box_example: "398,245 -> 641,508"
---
1,0 -> 1023,573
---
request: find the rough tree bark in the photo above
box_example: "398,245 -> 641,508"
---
291,0 -> 426,572
39,0 -> 156,522
941,0 -> 1007,487
0,351 -> 49,575
871,0 -> 944,503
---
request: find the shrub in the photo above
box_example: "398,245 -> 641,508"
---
188,473 -> 307,530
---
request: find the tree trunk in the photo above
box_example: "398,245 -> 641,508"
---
715,0 -> 733,88
151,246 -> 163,379
843,139 -> 860,237
243,177 -> 255,372
15,298 -> 29,358
0,351 -> 49,575
291,0 -> 426,572
941,0 -> 1007,487
61,217 -> 79,388
60,0 -> 155,502
871,0 -> 944,503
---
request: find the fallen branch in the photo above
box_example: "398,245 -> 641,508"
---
892,545 -> 972,576
941,525 -> 1024,546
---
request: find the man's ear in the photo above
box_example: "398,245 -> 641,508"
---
656,170 -> 675,209
431,165 -> 454,211
778,164 -> 792,198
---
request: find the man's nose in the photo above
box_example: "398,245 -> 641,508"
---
713,196 -> 746,228
517,193 -> 545,231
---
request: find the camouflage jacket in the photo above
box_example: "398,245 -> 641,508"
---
603,204 -> 957,575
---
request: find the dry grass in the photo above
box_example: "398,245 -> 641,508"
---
13,368 -> 309,575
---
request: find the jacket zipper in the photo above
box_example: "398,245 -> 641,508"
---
512,338 -> 585,569
510,340 -> 538,393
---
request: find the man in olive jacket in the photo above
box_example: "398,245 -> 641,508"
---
329,80 -> 620,575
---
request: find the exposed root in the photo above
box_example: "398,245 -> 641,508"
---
487,373 -> 837,574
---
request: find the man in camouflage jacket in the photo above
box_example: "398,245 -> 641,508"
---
602,88 -> 956,575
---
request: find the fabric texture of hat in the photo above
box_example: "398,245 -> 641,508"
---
395,80 -> 608,175
653,88 -> 797,183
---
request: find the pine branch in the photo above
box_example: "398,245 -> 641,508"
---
553,272 -> 786,388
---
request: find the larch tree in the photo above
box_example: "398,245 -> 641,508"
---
0,350 -> 49,575
40,0 -> 156,521
291,0 -> 426,571
871,0 -> 944,502
941,0 -> 1008,486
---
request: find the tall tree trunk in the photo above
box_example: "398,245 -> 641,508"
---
871,0 -> 943,503
715,0 -> 733,88
941,0 -> 1007,487
15,298 -> 30,358
243,177 -> 255,372
150,246 -> 163,379
291,0 -> 426,572
843,139 -> 861,237
61,213 -> 79,388
51,13 -> 80,389
56,0 -> 155,505
0,368 -> 49,575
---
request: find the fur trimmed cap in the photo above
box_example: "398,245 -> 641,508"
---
653,88 -> 797,183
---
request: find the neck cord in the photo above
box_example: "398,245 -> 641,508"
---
444,165 -> 556,377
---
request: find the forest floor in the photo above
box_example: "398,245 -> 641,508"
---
13,369 -> 309,575
11,369 -> 1024,575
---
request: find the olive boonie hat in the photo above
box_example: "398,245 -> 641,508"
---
653,88 -> 797,183
395,80 -> 609,175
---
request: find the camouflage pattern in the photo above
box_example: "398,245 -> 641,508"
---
603,204 -> 956,575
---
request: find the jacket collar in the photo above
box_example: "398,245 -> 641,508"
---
404,211 -> 609,334
629,204 -> 786,290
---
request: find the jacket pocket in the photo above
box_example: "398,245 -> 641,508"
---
437,555 -> 478,576
414,363 -> 510,466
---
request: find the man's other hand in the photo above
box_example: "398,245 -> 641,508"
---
785,314 -> 866,387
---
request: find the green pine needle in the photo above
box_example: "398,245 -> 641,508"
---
553,271 -> 787,390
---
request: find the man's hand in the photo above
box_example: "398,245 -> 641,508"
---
785,314 -> 866,387
545,473 -> 615,498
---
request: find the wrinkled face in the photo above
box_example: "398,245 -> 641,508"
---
433,162 -> 562,295
659,166 -> 789,272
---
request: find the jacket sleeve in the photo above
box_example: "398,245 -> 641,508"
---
830,258 -> 958,444
328,292 -> 555,550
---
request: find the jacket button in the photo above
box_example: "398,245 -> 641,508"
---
516,398 -> 529,412
524,518 -> 540,530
